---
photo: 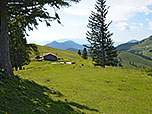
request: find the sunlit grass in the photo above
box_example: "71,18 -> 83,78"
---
15,61 -> 152,114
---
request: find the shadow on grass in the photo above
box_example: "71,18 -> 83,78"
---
0,73 -> 98,114
68,102 -> 99,112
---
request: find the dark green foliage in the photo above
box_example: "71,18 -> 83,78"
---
10,37 -> 38,71
9,24 -> 39,71
105,39 -> 118,66
145,69 -> 152,76
35,56 -> 41,60
86,0 -> 117,67
77,49 -> 81,56
0,0 -> 80,75
82,48 -> 88,60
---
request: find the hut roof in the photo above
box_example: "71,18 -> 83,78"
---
43,52 -> 57,57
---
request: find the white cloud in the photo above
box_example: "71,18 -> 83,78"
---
115,22 -> 140,31
139,23 -> 144,27
131,23 -> 136,25
61,0 -> 96,16
62,0 -> 152,22
115,22 -> 129,31
71,22 -> 86,27
146,18 -> 150,21
146,19 -> 152,30
149,21 -> 152,30
141,6 -> 152,15
62,6 -> 90,16
107,0 -> 152,21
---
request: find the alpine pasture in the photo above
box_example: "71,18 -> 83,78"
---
13,45 -> 152,114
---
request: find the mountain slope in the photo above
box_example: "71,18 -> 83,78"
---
45,41 -> 83,50
117,35 -> 152,68
117,42 -> 137,53
118,52 -> 152,68
128,36 -> 152,60
66,48 -> 79,53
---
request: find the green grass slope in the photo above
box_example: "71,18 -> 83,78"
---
2,45 -> 152,114
36,45 -> 92,65
14,61 -> 152,114
118,52 -> 152,68
38,45 -> 79,60
0,72 -> 83,114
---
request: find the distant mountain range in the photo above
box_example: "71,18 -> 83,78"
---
45,41 -> 84,52
44,36 -> 152,68
117,35 -> 152,68
127,39 -> 139,43
44,39 -> 141,54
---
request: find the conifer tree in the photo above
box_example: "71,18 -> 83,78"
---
77,49 -> 81,56
86,0 -> 117,67
10,36 -> 38,71
82,48 -> 88,60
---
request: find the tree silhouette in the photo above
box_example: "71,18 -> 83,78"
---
82,48 -> 88,60
77,49 -> 81,56
86,0 -> 117,67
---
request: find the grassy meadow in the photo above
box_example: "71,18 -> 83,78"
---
1,45 -> 152,114
11,45 -> 152,114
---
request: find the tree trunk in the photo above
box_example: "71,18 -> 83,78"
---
102,41 -> 105,68
15,67 -> 18,71
102,49 -> 105,68
0,0 -> 14,76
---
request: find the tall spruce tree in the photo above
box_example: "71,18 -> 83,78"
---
86,0 -> 117,67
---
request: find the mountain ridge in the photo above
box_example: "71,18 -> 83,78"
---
127,39 -> 139,43
45,40 -> 84,51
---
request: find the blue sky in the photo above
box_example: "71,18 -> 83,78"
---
26,0 -> 152,45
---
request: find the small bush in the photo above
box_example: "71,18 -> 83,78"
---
145,68 -> 152,76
